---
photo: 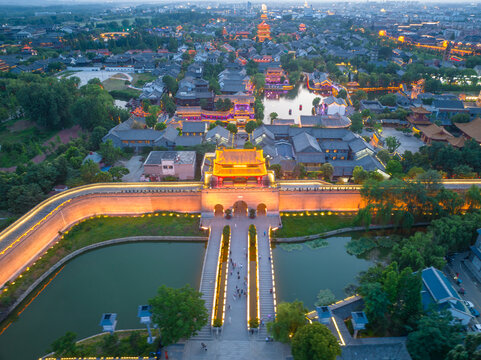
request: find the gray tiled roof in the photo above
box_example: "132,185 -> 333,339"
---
144,151 -> 196,165
292,132 -> 322,153
338,343 -> 412,360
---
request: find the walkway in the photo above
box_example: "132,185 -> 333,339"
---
222,220 -> 249,340
256,221 -> 276,339
194,223 -> 223,340
186,215 -> 288,359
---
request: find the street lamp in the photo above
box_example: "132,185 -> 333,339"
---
138,305 -> 155,344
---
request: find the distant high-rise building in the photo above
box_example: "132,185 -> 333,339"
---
304,0 -> 308,8
247,1 -> 252,12
261,4 -> 267,13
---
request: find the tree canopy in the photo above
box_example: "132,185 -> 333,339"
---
291,322 -> 341,360
149,285 -> 208,346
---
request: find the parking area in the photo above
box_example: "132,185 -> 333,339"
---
380,127 -> 425,154
446,252 -> 481,328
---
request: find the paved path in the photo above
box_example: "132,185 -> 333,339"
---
194,223 -> 223,340
256,222 -> 276,339
223,220 -> 249,340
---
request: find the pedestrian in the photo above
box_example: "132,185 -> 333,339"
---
270,288 -> 273,294
240,263 -> 243,269
264,231 -> 266,236
268,256 -> 271,262
238,275 -> 240,280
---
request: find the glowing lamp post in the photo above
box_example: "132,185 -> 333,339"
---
138,305 -> 155,344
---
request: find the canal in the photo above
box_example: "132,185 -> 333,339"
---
273,236 -> 374,307
0,242 -> 205,360
263,84 -> 325,124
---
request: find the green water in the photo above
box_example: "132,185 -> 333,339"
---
0,242 -> 205,360
0,235 -> 374,360
272,236 -> 374,308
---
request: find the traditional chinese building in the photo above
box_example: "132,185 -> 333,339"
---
257,21 -> 271,43
407,106 -> 431,128
176,95 -> 255,126
204,149 -> 272,187
299,23 -> 306,32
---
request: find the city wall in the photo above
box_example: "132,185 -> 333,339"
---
0,185 -> 365,287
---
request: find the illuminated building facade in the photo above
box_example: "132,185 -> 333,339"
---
257,21 -> 271,43
204,149 -> 271,187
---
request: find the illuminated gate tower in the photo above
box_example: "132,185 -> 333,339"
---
204,149 -> 273,187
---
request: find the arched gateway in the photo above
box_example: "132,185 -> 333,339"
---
233,201 -> 248,217
257,203 -> 267,216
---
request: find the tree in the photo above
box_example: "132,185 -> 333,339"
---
162,75 -> 178,95
90,126 -> 108,150
149,284 -> 208,346
293,164 -> 306,179
49,331 -> 77,357
338,89 -> 347,99
291,323 -> 341,360
352,166 -> 368,184
407,311 -> 463,360
245,120 -> 258,134
244,141 -> 255,149
226,123 -> 237,134
391,232 -> 446,272
267,301 -> 307,343
80,159 -> 101,184
349,112 -> 363,133
451,113 -> 470,123
315,289 -> 335,307
377,149 -> 391,164
312,97 -> 321,107
446,333 -> 481,360
99,140 -> 123,166
155,122 -> 167,131
7,184 -> 44,214
109,166 -> 129,181
379,94 -> 397,107
145,113 -> 157,128
269,164 -> 282,179
161,94 -> 176,117
360,282 -> 389,332
386,159 -> 403,177
270,112 -> 278,121
320,163 -> 334,181
385,136 -> 401,153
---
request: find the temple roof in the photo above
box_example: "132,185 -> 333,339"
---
212,149 -> 267,177
455,117 -> 481,143
410,106 -> 431,114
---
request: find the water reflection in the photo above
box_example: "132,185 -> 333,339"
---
263,84 -> 326,124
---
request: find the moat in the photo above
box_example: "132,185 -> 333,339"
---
0,235 -> 373,360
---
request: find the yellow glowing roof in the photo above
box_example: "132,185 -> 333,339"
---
212,149 -> 267,177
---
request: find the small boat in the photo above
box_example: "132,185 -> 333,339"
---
299,105 -> 303,110
289,109 -> 292,115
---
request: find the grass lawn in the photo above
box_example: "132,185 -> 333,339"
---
102,78 -> 129,91
273,212 -> 356,238
46,330 -> 158,358
132,72 -> 156,87
0,213 -> 204,316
